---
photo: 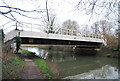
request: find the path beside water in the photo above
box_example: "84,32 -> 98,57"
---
21,59 -> 46,79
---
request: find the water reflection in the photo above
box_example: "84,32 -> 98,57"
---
21,46 -> 118,79
64,65 -> 118,79
22,47 -> 48,59
47,51 -> 76,62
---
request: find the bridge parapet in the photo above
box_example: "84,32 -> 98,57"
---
58,28 -> 104,39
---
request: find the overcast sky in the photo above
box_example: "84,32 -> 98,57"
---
0,0 -> 119,33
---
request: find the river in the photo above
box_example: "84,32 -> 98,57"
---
22,45 -> 119,79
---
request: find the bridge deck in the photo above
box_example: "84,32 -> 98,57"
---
4,30 -> 106,46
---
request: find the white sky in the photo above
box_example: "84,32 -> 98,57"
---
0,0 -> 119,33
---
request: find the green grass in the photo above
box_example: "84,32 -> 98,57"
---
20,49 -> 32,54
33,59 -> 54,79
2,55 -> 25,79
9,57 -> 25,66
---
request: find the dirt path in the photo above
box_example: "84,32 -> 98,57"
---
21,59 -> 46,79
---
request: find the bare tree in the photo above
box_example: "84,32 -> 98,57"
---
91,23 -> 100,34
62,20 -> 79,35
75,0 -> 119,21
91,21 -> 101,35
42,0 -> 60,34
91,20 -> 117,47
91,20 -> 113,36
42,14 -> 60,33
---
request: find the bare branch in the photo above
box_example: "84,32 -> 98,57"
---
2,14 -> 16,21
0,10 -> 11,14
0,5 -> 47,22
0,6 -> 46,13
11,10 -> 42,19
46,0 -> 50,22
75,0 -> 118,21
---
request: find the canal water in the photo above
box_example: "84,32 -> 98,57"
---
22,45 -> 119,79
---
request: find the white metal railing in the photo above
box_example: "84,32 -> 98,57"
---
1,22 -> 45,34
16,22 -> 44,32
2,22 -> 104,39
58,28 -> 104,39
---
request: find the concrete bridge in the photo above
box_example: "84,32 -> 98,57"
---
4,30 -> 106,48
2,22 -> 106,48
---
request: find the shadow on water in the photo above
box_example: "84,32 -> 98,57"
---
74,47 -> 97,56
21,45 -> 119,79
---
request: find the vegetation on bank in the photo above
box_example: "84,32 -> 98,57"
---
13,36 -> 21,53
32,59 -> 54,79
20,49 -> 32,54
2,54 -> 25,79
97,47 -> 119,58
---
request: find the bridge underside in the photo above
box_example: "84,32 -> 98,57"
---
20,37 -> 102,48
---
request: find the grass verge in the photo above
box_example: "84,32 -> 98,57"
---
20,49 -> 32,54
2,54 -> 25,79
32,59 -> 54,79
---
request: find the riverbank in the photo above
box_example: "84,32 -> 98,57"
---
2,54 -> 25,79
97,47 -> 119,58
2,53 -> 53,79
32,59 -> 54,79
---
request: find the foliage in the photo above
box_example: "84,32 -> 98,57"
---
2,55 -> 25,79
14,36 -> 21,53
0,29 -> 4,40
105,34 -> 118,48
20,49 -> 32,54
9,57 -> 25,66
97,46 -> 119,58
33,59 -> 54,79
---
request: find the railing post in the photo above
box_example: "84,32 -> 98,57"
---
76,31 -> 78,36
82,32 -> 84,37
95,34 -> 97,38
98,34 -> 99,38
62,29 -> 63,35
91,34 -> 93,38
59,29 -> 61,34
85,33 -> 86,37
68,29 -> 69,35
